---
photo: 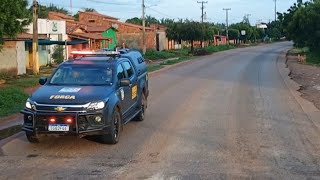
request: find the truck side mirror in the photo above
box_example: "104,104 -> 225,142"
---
39,77 -> 47,85
120,79 -> 131,87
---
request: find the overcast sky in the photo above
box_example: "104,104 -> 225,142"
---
32,0 -> 298,24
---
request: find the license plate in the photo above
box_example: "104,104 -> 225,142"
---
48,124 -> 69,132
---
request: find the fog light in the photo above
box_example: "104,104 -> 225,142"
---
95,116 -> 102,123
27,115 -> 33,121
49,118 -> 56,123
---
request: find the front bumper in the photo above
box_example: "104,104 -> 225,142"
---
21,110 -> 110,136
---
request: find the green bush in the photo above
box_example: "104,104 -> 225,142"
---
307,50 -> 320,65
0,87 -> 29,117
144,49 -> 176,60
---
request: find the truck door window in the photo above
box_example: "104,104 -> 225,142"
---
117,65 -> 125,80
122,61 -> 134,78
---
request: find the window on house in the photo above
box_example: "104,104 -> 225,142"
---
88,19 -> 96,23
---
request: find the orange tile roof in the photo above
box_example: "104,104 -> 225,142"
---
48,12 -> 75,21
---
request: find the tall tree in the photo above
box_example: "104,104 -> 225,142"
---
126,16 -> 159,26
125,17 -> 142,25
31,4 -> 69,19
166,20 -> 213,52
159,18 -> 174,26
0,0 -> 31,46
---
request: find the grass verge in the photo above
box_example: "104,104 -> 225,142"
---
306,50 -> 320,65
148,65 -> 164,72
0,76 -> 39,118
287,47 -> 320,66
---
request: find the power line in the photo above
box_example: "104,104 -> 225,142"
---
197,1 -> 208,23
147,7 -> 178,19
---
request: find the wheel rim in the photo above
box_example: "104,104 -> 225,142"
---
114,113 -> 120,139
141,96 -> 146,119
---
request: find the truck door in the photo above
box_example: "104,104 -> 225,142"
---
117,64 -> 131,115
121,61 -> 138,117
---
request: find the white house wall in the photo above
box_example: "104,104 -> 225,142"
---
16,41 -> 26,75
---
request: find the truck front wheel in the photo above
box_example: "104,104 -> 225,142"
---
100,109 -> 121,144
26,132 -> 40,143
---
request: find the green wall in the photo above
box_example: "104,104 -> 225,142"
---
102,28 -> 117,49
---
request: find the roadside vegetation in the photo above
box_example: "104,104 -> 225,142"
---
0,75 -> 39,118
276,0 -> 320,64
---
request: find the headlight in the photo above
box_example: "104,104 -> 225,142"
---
87,101 -> 105,110
25,99 -> 36,110
26,101 -> 32,109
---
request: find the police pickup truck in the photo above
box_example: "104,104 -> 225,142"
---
21,50 -> 149,144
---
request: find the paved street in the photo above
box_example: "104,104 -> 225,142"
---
1,42 -> 320,180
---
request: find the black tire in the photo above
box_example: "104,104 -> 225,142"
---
100,109 -> 121,144
26,132 -> 40,143
135,93 -> 147,121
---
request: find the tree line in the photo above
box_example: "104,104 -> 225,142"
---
277,0 -> 320,51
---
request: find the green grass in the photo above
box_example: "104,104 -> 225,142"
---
287,47 -> 320,65
160,57 -> 191,66
0,75 -> 40,118
6,77 -> 39,88
0,86 -> 29,117
287,47 -> 310,56
204,45 -> 235,53
144,49 -> 176,60
306,50 -> 320,65
147,65 -> 164,72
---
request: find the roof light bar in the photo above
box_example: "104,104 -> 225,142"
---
71,51 -> 120,55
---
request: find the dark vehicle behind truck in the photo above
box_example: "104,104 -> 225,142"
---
21,50 -> 149,144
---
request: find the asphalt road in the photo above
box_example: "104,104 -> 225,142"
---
1,42 -> 320,180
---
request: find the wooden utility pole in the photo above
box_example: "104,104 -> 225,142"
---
197,1 -> 208,23
223,8 -> 231,44
32,0 -> 39,74
197,1 -> 208,47
142,0 -> 146,55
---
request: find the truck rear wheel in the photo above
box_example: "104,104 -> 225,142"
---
135,93 -> 147,121
100,109 -> 121,144
26,132 -> 40,143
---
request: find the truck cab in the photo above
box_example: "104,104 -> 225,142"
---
21,50 -> 149,144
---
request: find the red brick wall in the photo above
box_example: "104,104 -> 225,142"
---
117,32 -> 155,50
79,12 -> 153,34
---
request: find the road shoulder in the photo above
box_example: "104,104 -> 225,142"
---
277,51 -> 320,129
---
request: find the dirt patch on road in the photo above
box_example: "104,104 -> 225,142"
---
287,55 -> 320,110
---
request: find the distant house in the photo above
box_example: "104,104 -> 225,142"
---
78,11 -> 156,50
0,33 -> 47,75
48,12 -> 75,22
48,11 -> 158,52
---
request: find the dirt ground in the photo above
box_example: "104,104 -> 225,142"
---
287,55 -> 320,110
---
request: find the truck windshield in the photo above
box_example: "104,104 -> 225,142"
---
50,65 -> 113,86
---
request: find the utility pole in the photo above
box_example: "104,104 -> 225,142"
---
32,0 -> 39,74
274,0 -> 277,21
198,1 -> 208,47
70,0 -> 73,15
223,8 -> 231,44
197,1 -> 208,23
244,13 -> 251,24
142,0 -> 146,55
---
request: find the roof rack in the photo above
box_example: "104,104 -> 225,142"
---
71,50 -> 121,58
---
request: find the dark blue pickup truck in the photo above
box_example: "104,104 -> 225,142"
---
21,50 -> 149,144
